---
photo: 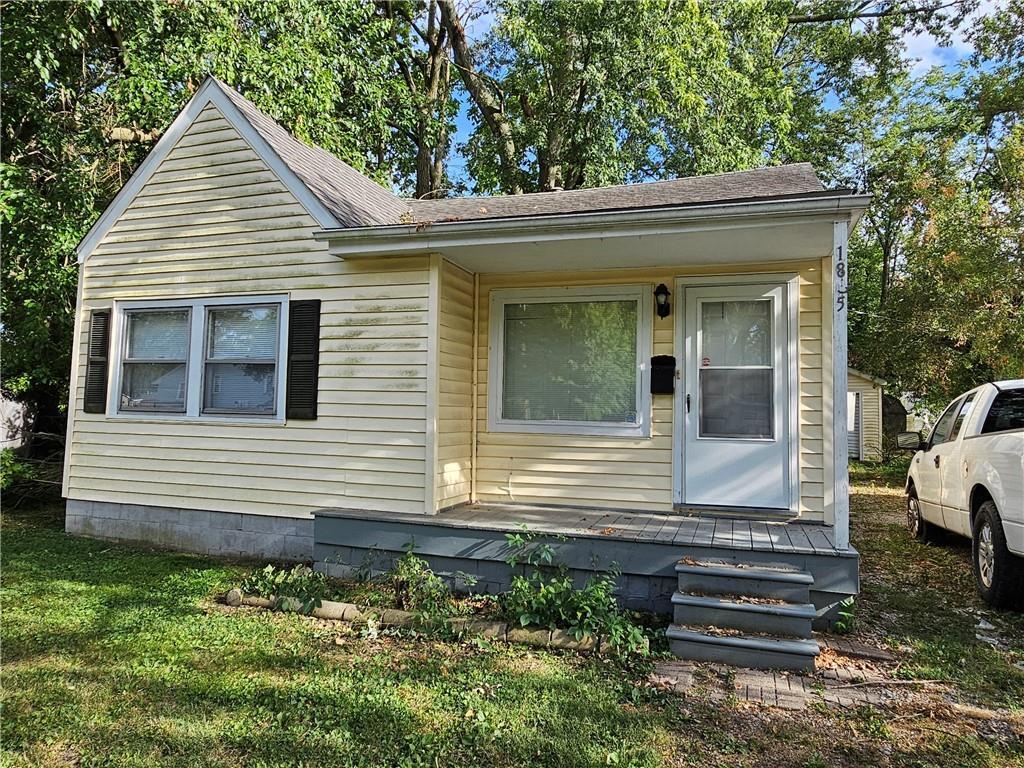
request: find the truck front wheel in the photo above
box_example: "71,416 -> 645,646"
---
907,489 -> 936,543
972,501 -> 1024,609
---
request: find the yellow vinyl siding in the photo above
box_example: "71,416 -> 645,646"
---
473,262 -> 827,521
67,104 -> 431,518
435,260 -> 475,509
848,370 -> 884,461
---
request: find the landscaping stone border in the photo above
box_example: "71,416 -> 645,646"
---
225,589 -> 641,654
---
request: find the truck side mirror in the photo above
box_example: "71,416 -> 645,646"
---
896,431 -> 925,451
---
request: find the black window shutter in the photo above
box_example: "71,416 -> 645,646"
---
286,300 -> 321,419
83,309 -> 112,414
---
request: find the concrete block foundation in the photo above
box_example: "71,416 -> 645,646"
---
65,499 -> 313,561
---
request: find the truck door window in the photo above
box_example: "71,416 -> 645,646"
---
948,393 -> 977,442
981,390 -> 1024,434
929,398 -> 963,447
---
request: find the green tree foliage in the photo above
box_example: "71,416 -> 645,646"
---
1,0 -> 442,431
446,0 -> 967,193
2,0 -> 1019,434
842,6 -> 1024,410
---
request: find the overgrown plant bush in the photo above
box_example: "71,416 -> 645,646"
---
241,564 -> 328,615
390,549 -> 454,617
502,527 -> 648,655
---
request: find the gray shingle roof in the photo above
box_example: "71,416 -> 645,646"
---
213,79 -> 409,227
214,79 -> 826,229
405,164 -> 824,223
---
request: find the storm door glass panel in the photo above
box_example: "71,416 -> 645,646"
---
120,309 -> 190,412
203,305 -> 279,415
699,300 -> 773,438
501,299 -> 638,423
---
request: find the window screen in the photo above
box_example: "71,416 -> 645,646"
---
120,309 -> 190,412
203,305 -> 279,415
500,299 -> 638,424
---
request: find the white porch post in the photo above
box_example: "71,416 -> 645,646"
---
832,220 -> 850,550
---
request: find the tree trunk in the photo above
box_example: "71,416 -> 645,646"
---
438,0 -> 522,194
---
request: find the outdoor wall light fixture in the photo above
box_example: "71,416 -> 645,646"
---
654,283 -> 671,318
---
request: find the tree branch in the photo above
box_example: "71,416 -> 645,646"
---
787,0 -> 963,25
438,0 -> 522,194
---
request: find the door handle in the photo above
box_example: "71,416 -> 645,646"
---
686,394 -> 691,413
933,455 -> 940,469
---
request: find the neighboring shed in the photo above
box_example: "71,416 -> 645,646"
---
1,397 -> 27,450
847,368 -> 885,462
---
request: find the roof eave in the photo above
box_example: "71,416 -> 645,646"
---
314,192 -> 872,255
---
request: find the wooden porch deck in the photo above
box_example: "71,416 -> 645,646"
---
317,502 -> 850,557
448,503 -> 846,555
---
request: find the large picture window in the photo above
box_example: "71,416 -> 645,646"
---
113,295 -> 287,420
488,286 -> 651,436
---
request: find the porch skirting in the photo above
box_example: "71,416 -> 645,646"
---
65,499 -> 312,561
313,504 -> 859,620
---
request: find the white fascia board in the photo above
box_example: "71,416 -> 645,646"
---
314,193 -> 872,257
76,78 -> 339,263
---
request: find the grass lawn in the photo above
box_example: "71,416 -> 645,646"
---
2,484 -> 1023,768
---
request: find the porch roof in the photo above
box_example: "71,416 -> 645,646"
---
314,191 -> 870,273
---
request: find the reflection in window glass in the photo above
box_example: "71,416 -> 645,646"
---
120,309 -> 189,412
699,299 -> 773,438
949,393 -> 976,441
203,306 -> 279,415
929,398 -> 963,446
700,301 -> 771,367
501,299 -> 638,423
982,390 -> 1024,434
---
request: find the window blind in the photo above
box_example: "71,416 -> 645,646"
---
207,306 -> 278,359
501,299 -> 638,423
121,309 -> 189,412
203,305 -> 279,414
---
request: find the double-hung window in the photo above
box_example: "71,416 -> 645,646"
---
488,286 -> 651,436
114,295 -> 287,420
120,309 -> 191,412
203,305 -> 279,415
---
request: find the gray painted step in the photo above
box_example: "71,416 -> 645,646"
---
671,592 -> 815,638
666,625 -> 820,672
676,560 -> 813,602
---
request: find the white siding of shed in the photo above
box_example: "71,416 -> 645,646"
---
847,370 -> 884,461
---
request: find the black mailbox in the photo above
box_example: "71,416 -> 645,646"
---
650,355 -> 676,395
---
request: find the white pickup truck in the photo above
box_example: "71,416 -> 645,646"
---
898,380 -> 1024,608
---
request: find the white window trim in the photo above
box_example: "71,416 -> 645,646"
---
487,284 -> 652,437
107,294 -> 289,423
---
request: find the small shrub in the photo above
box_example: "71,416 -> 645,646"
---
502,529 -> 648,655
390,548 -> 454,617
241,564 -> 328,614
832,596 -> 857,634
0,448 -> 35,491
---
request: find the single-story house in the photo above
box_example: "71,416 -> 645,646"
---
63,78 -> 869,669
847,368 -> 886,462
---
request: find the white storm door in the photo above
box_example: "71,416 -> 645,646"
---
683,284 -> 791,509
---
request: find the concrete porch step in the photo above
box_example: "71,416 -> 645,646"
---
675,559 -> 813,603
666,625 -> 820,672
671,592 -> 816,638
